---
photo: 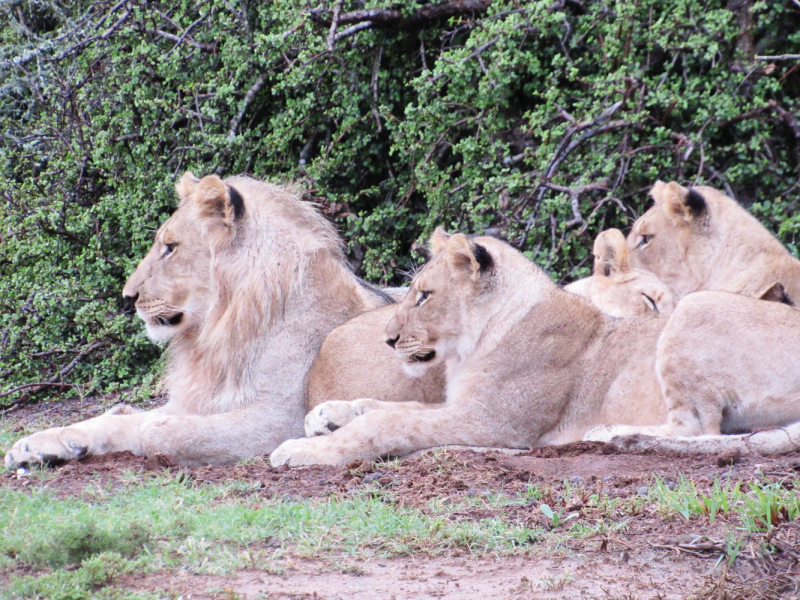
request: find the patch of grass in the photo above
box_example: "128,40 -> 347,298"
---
652,475 -> 800,533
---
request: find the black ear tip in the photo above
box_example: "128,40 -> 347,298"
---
472,243 -> 493,273
227,185 -> 245,220
686,188 -> 706,217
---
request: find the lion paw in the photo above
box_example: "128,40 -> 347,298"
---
270,437 -> 344,467
4,428 -> 89,470
304,399 -> 373,437
583,425 -> 618,443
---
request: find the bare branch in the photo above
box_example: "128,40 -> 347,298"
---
333,21 -> 374,43
311,0 -> 493,35
227,72 -> 269,140
755,54 -> 800,61
149,28 -> 216,52
327,0 -> 344,51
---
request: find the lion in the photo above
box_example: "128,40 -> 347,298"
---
305,304 -> 446,419
5,173 -> 396,468
271,228 -> 800,466
627,181 -> 800,302
585,291 -> 800,455
271,228 -> 669,466
564,229 -> 677,317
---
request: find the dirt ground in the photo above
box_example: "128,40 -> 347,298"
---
3,398 -> 800,599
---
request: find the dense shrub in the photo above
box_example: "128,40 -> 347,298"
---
1,0 -> 798,405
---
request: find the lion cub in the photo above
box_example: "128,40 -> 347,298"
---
565,229 -> 677,317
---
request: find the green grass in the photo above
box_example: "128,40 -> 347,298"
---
0,473 -> 543,599
3,410 -> 800,600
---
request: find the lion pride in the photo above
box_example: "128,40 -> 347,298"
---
271,228 -> 800,466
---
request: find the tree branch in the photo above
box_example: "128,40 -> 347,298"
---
311,0 -> 493,35
227,72 -> 269,140
755,54 -> 800,61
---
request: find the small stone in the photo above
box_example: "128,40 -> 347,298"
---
637,486 -> 649,496
716,449 -> 742,468
466,488 -> 479,497
16,468 -> 28,478
362,472 -> 383,484
666,481 -> 676,490
569,475 -> 584,485
603,476 -> 614,483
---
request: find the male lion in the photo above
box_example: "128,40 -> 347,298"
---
272,228 -> 800,466
564,229 -> 677,317
628,181 -> 800,302
5,173 -> 395,468
271,228 -> 668,466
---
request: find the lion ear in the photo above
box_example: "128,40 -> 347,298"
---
192,175 -> 245,235
593,229 -> 630,277
446,234 -> 482,281
756,282 -> 795,307
431,227 -> 451,255
654,181 -> 706,223
176,171 -> 199,203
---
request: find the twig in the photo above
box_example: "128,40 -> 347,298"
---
519,101 -> 628,246
543,180 -> 609,228
311,0 -> 492,33
0,341 -> 107,410
327,0 -> 344,51
430,38 -> 499,83
227,72 -> 269,140
755,54 -> 800,61
149,29 -> 216,52
371,47 -> 384,132
333,21 -> 373,42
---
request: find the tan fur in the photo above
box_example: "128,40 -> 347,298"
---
628,181 -> 800,301
586,291 -> 800,456
5,173 -> 390,469
564,229 -> 677,317
306,304 -> 446,420
271,230 -> 668,466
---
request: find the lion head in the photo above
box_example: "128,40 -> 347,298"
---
626,181 -> 800,301
121,171 -> 366,415
384,228 -> 498,376
122,173 -> 240,342
564,228 -> 677,317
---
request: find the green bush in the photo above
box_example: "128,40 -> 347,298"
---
1,0 -> 798,405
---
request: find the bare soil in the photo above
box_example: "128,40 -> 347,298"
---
3,398 -> 800,599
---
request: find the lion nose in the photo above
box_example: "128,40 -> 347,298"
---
385,335 -> 399,349
122,293 -> 139,316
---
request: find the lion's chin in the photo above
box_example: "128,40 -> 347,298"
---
400,350 -> 438,378
142,312 -> 185,343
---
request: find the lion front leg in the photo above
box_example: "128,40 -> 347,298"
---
4,404 -> 151,469
272,405 -> 509,467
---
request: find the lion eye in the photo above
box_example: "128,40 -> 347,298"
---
416,291 -> 431,306
642,293 -> 658,312
638,235 -> 653,248
162,243 -> 176,257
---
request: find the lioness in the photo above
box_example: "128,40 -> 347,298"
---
564,229 -> 677,317
271,228 -> 667,466
628,181 -> 800,301
306,304 -> 446,416
5,173 -> 396,468
586,291 -> 800,455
